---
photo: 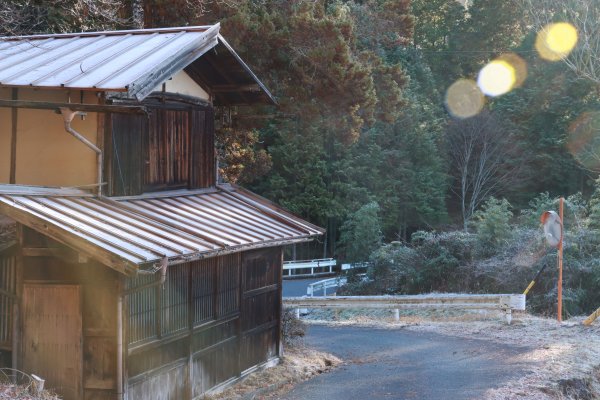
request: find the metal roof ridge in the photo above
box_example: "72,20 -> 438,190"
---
0,25 -> 217,41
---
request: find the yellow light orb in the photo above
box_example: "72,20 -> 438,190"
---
477,60 -> 516,97
445,79 -> 485,119
497,53 -> 528,88
535,22 -> 578,61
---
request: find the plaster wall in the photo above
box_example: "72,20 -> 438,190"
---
0,88 -> 98,187
153,71 -> 210,100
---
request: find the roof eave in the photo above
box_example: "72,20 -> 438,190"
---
216,35 -> 277,106
129,24 -> 221,101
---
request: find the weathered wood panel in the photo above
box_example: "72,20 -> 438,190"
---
0,248 -> 16,351
22,284 -> 83,400
105,113 -> 145,196
240,248 -> 282,372
144,109 -> 191,191
191,257 -> 216,326
161,263 -> 189,336
217,253 -> 240,318
128,362 -> 187,400
124,249 -> 280,399
106,98 -> 215,196
190,107 -> 215,189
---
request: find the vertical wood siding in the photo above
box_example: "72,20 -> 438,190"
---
0,248 -> 16,350
106,98 -> 215,196
22,285 -> 83,400
240,248 -> 282,372
191,257 -> 215,326
161,263 -> 189,336
124,249 -> 282,399
106,113 -> 145,196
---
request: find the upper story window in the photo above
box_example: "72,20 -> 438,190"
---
105,96 -> 215,197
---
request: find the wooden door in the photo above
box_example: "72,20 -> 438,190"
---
22,285 -> 82,400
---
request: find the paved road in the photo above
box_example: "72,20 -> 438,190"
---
282,278 -> 338,297
282,325 -> 532,400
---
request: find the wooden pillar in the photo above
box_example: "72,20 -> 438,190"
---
277,248 -> 284,357
11,225 -> 23,374
10,88 -> 18,184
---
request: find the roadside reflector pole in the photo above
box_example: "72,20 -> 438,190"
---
523,263 -> 549,295
583,307 -> 600,326
558,197 -> 564,323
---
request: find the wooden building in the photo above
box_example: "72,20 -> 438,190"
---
0,25 -> 323,399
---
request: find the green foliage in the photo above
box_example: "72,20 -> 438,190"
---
588,177 -> 600,230
472,197 -> 513,255
366,242 -> 420,294
337,202 -> 383,263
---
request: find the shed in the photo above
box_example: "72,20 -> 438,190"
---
0,25 -> 322,400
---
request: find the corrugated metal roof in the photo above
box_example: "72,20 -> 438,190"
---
0,25 -> 275,104
0,184 -> 322,275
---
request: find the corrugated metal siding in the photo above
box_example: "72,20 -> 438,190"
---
0,185 -> 322,273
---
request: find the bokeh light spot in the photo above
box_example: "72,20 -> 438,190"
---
477,60 -> 516,97
535,22 -> 578,61
497,53 -> 527,88
568,112 -> 600,171
445,79 -> 485,119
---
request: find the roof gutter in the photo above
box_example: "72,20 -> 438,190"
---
60,108 -> 103,196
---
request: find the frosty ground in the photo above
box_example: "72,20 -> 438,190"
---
211,310 -> 600,400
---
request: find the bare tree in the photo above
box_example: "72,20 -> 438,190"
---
446,111 -> 521,231
523,0 -> 600,85
0,0 -> 127,36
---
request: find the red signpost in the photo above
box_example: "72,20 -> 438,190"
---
540,198 -> 564,323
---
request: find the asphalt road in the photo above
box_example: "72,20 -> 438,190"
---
281,325 -> 532,400
282,278 -> 338,297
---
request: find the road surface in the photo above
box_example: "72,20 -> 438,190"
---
281,325 -> 532,400
282,278 -> 339,297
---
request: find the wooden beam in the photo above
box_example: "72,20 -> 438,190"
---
211,84 -> 262,93
0,100 -> 148,115
21,246 -> 82,263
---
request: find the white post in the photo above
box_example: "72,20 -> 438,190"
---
295,308 -> 300,319
394,309 -> 400,321
504,308 -> 512,325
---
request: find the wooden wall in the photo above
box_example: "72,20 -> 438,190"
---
18,227 -> 119,400
0,244 -> 16,367
125,247 -> 283,400
105,96 -> 215,197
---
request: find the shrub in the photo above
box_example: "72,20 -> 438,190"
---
472,197 -> 513,256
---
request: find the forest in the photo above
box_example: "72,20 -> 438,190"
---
3,0 -> 600,315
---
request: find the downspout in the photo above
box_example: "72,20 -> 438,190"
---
59,108 -> 103,195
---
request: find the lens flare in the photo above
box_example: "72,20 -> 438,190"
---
497,53 -> 527,88
535,22 -> 578,61
477,60 -> 516,97
445,79 -> 485,119
568,112 -> 600,171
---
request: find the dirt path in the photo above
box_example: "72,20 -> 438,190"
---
280,325 -> 534,400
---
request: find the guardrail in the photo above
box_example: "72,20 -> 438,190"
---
283,293 -> 526,324
283,258 -> 337,278
341,262 -> 370,271
307,276 -> 347,296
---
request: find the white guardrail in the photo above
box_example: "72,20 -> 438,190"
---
306,276 -> 347,297
283,258 -> 337,278
283,293 -> 526,324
